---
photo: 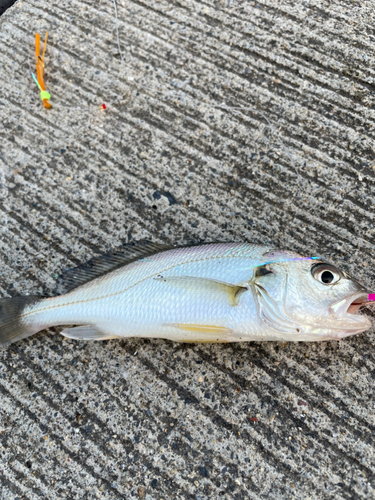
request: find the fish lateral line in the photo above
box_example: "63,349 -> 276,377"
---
0,242 -> 370,347
29,255 -> 323,317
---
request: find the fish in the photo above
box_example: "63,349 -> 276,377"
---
0,242 -> 372,347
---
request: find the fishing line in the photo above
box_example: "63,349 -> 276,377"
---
32,31 -> 52,108
24,2 -> 335,202
27,9 -> 299,170
113,0 -> 124,63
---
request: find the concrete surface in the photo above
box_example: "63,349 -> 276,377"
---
0,1 -> 17,17
1,0 -> 375,498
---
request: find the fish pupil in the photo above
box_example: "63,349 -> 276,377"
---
321,271 -> 334,284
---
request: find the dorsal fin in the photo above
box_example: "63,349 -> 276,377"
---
55,241 -> 172,295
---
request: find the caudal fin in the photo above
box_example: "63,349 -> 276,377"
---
0,296 -> 43,347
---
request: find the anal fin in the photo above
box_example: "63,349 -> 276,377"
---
61,325 -> 119,341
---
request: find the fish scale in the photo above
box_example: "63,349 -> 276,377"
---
0,242 -> 372,346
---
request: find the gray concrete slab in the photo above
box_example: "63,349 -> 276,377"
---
1,0 -> 375,498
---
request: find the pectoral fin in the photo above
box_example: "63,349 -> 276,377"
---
155,276 -> 247,306
61,325 -> 119,341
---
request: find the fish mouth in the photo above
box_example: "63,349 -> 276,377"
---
330,291 -> 371,318
324,291 -> 372,340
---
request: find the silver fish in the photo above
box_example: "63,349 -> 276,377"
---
0,242 -> 372,346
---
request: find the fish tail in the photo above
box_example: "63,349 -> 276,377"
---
0,296 -> 44,347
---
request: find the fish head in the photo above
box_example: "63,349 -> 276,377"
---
252,252 -> 372,340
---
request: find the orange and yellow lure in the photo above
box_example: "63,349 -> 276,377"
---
32,32 -> 52,108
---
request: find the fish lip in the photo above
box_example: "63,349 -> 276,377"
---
329,291 -> 370,318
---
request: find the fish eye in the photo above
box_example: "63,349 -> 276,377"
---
311,263 -> 342,285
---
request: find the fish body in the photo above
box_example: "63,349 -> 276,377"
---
0,242 -> 371,346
